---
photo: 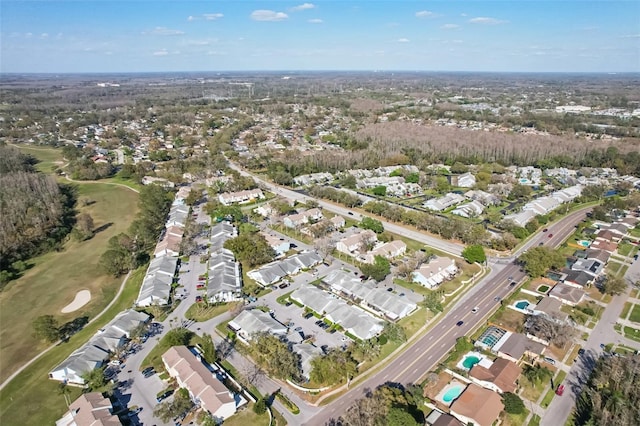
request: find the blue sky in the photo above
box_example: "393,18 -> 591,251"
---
1,1 -> 639,73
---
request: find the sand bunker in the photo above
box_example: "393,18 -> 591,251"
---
61,290 -> 91,313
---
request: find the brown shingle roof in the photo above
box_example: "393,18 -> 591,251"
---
450,384 -> 504,426
469,358 -> 522,393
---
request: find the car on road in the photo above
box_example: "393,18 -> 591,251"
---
548,233 -> 553,238
471,307 -> 479,313
555,384 -> 565,396
543,228 -> 548,232
387,287 -> 393,292
294,326 -> 303,332
509,281 -> 517,287
456,321 -> 464,326
347,212 -> 354,216
494,296 -> 501,302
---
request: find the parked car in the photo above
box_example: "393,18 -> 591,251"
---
304,312 -> 314,319
544,357 -> 556,365
555,384 -> 565,396
195,295 -> 203,303
156,389 -> 174,403
196,283 -> 205,290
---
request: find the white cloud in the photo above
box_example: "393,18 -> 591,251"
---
40,33 -> 49,38
397,38 -> 410,43
620,33 -> 640,38
25,32 -> 33,38
203,13 -> 224,21
188,15 -> 196,21
441,24 -> 459,30
292,3 -> 315,11
153,49 -> 169,56
251,10 -> 288,21
416,10 -> 436,18
308,18 -> 323,24
145,26 -> 185,36
469,17 -> 508,25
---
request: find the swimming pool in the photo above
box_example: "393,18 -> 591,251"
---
578,240 -> 591,247
477,326 -> 507,348
462,355 -> 481,369
441,384 -> 464,403
515,300 -> 530,310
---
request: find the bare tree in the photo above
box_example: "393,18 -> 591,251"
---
314,236 -> 336,260
525,314 -> 576,347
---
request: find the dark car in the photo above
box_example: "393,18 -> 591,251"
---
543,228 -> 548,232
456,321 -> 464,326
156,389 -> 174,403
578,348 -> 585,355
509,281 -> 517,287
548,233 -> 553,238
304,312 -> 314,319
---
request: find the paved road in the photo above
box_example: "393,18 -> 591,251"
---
303,205 -> 590,425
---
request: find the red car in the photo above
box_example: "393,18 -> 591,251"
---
195,295 -> 203,303
548,233 -> 553,238
555,384 -> 565,396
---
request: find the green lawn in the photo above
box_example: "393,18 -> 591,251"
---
185,301 -> 238,322
222,404 -> 270,426
621,326 -> 640,342
529,414 -> 541,426
629,304 -> 640,323
0,183 -> 139,384
618,243 -> 633,257
13,144 -> 65,173
621,302 -> 633,321
0,265 -> 146,426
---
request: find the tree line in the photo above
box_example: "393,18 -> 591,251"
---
99,184 -> 173,276
0,145 -> 76,287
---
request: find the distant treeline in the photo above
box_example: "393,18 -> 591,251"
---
0,145 -> 76,286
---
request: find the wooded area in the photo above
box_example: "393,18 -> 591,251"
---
0,145 -> 75,286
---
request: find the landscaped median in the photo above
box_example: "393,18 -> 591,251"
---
0,265 -> 147,426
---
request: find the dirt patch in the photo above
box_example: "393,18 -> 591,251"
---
61,290 -> 91,313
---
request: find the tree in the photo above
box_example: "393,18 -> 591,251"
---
250,333 -> 301,380
461,244 -> 486,264
518,247 -> 565,277
82,366 -> 114,394
73,212 -> 95,241
387,407 -> 419,426
163,328 -> 194,347
199,333 -> 216,365
154,388 -> 194,422
502,392 -> 525,414
253,398 -> 267,414
32,315 -> 60,342
372,185 -> 387,197
359,217 -> 384,234
525,314 -> 576,347
601,273 -> 628,296
382,322 -> 407,343
310,349 -> 358,386
185,188 -> 203,206
361,255 -> 391,282
224,232 -> 276,267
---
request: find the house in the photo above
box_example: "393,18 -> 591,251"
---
247,252 -> 322,286
571,259 -> 604,277
423,193 -> 465,212
254,203 -> 275,218
425,411 -> 463,426
207,250 -> 242,303
604,223 -> 630,238
412,256 -> 458,289
585,249 -> 611,264
166,204 -> 189,228
464,190 -> 500,206
451,200 -> 485,218
329,215 -> 346,229
153,225 -> 184,257
210,222 -> 237,252
449,384 -> 504,426
324,270 -> 417,320
589,240 -> 618,253
563,270 -> 595,287
228,309 -> 287,341
356,176 -> 405,190
283,208 -> 323,228
261,232 -> 291,257
293,172 -> 333,186
135,255 -> 178,307
493,332 -> 546,363
336,230 -> 377,256
549,283 -> 585,306
452,172 -> 476,188
503,210 -> 537,227
162,346 -> 239,421
56,392 -> 120,426
292,343 -> 323,380
360,240 -> 407,264
523,197 -> 560,216
290,285 -> 384,340
218,188 -> 265,206
469,357 -> 522,394
595,229 -> 618,243
530,297 -> 568,322
142,176 -> 175,188
50,310 -> 150,385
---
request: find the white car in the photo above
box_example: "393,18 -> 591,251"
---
471,307 -> 479,314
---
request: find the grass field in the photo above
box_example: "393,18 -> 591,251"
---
621,302 -> 633,321
0,183 -> 138,383
0,265 -> 146,426
13,144 -> 65,173
629,304 -> 640,323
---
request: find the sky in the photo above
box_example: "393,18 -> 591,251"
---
1,1 -> 639,73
